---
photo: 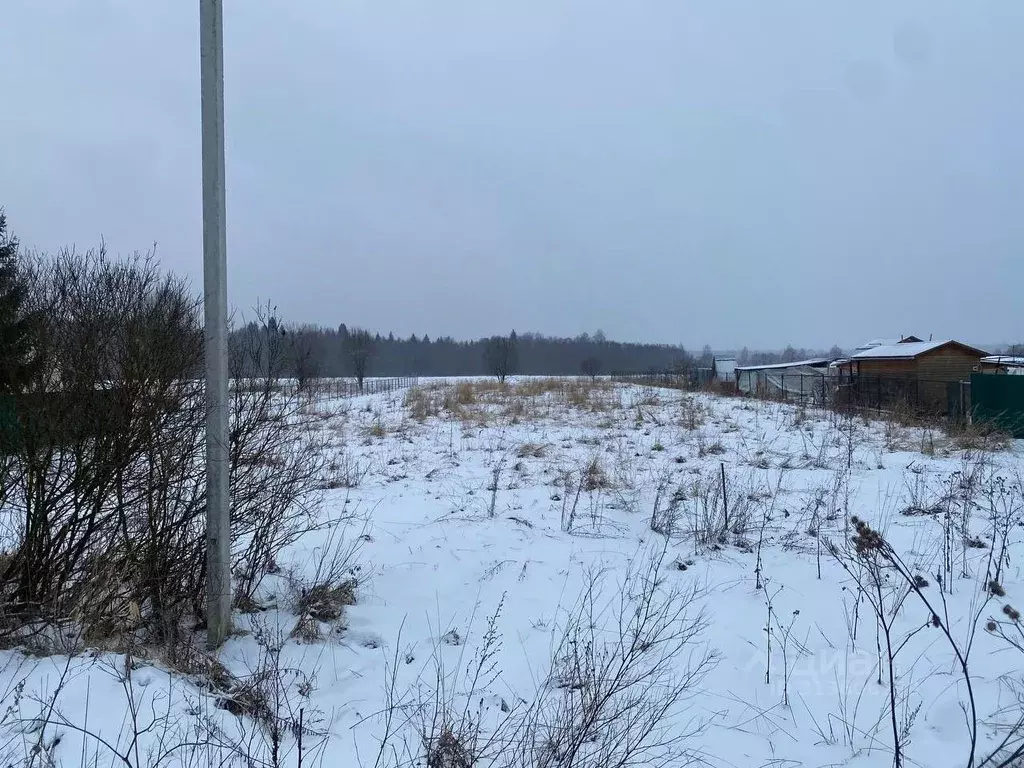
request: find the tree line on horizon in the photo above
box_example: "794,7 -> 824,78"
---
239,319 -> 843,385
242,323 -> 692,382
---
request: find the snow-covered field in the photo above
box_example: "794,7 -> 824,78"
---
3,378 -> 1022,768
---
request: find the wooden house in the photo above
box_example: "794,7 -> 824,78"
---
838,340 -> 988,413
843,340 -> 987,380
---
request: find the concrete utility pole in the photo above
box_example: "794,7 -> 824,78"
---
200,0 -> 231,647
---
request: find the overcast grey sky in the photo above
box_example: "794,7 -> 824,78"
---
3,1 -> 1022,349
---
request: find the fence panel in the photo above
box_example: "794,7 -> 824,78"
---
610,368 -> 985,428
971,373 -> 1024,438
305,376 -> 418,405
610,370 -> 700,390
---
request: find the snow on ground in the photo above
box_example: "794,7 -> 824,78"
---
2,378 -> 1022,768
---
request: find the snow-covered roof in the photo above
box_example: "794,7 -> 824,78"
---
735,358 -> 829,371
853,336 -> 923,352
982,356 -> 1024,367
855,338 -> 902,350
851,340 -> 985,360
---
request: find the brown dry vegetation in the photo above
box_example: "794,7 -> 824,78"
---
403,378 -> 621,426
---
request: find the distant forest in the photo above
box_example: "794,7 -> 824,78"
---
233,316 -> 836,379
246,324 -> 686,378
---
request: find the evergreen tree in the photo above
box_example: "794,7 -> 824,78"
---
0,212 -> 39,395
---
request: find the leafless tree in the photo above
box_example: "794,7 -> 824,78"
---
580,356 -> 601,381
287,326 -> 320,395
484,333 -> 518,384
344,328 -> 374,392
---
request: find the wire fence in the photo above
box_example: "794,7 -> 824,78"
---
611,368 -> 973,423
738,371 -> 970,420
610,370 -> 702,390
301,376 -> 419,403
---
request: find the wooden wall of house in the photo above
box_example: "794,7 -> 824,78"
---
852,347 -> 981,414
855,359 -> 916,377
917,347 -> 983,382
916,348 -> 982,413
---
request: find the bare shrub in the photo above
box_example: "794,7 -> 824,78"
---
414,598 -> 511,768
1,644 -> 327,768
554,458 -> 613,536
650,471 -> 684,536
558,470 -> 583,533
829,513 -> 1002,768
679,396 -> 706,430
0,249 -> 329,660
882,416 -> 905,452
228,305 -> 331,608
688,467 -> 757,550
825,521 -> 919,768
486,451 -> 510,519
218,619 -> 327,766
0,249 -> 208,649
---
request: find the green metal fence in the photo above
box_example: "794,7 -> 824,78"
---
971,373 -> 1024,438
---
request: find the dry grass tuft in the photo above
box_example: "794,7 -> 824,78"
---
404,378 -> 624,427
582,456 -> 610,491
295,578 -> 357,623
517,442 -> 546,459
405,386 -> 443,421
454,381 -> 479,405
948,419 -> 1012,453
679,396 -> 707,430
